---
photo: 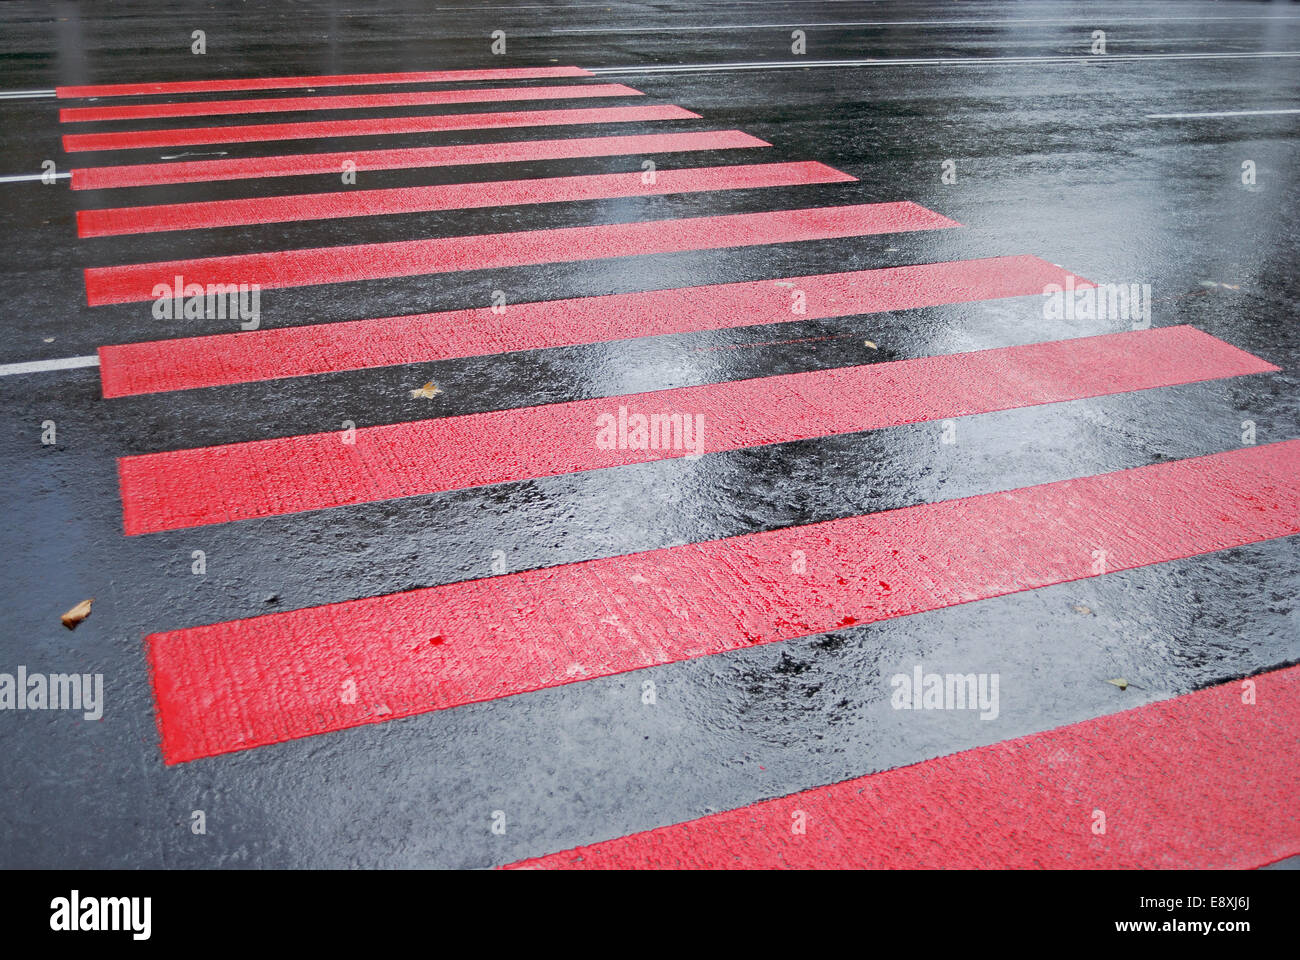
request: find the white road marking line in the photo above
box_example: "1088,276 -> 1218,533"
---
588,51 -> 1300,74
442,0 -> 882,6
0,172 -> 70,183
0,89 -> 56,99
558,15 -> 1300,33
0,355 -> 99,377
1147,108 -> 1300,119
436,3 -> 612,7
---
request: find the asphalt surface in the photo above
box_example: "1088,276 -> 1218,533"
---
0,0 -> 1297,868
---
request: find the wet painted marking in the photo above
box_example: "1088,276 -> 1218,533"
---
1146,108 -> 1300,119
558,15 -> 1300,32
145,441 -> 1300,763
116,327 -> 1276,534
60,103 -> 702,153
83,201 -> 959,305
0,172 -> 71,183
70,130 -> 770,190
507,665 -> 1300,869
588,51 -> 1300,74
77,161 -> 855,237
58,83 -> 646,123
0,355 -> 99,377
99,255 -> 1080,397
55,66 -> 593,98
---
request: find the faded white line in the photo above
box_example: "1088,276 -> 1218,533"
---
559,15 -> 1300,33
1147,108 -> 1300,119
446,0 -> 882,7
0,172 -> 70,183
0,355 -> 99,377
588,51 -> 1300,74
159,152 -> 229,160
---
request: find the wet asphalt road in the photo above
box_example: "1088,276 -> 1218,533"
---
0,0 -> 1297,868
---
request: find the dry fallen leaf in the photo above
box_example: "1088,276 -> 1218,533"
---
1106,678 -> 1128,690
863,340 -> 878,350
61,598 -> 93,630
1072,604 -> 1092,615
409,381 -> 441,399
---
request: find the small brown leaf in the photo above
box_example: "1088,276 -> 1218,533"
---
409,381 -> 441,399
1106,678 -> 1128,690
61,598 -> 94,630
863,340 -> 878,350
1072,604 -> 1092,615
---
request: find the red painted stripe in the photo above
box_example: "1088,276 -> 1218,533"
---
146,441 -> 1300,763
60,103 -> 702,153
83,202 -> 958,305
117,326 -> 1277,535
99,256 -> 1082,397
55,66 -> 593,98
508,665 -> 1300,869
77,161 -> 856,237
59,83 -> 645,122
70,130 -> 771,190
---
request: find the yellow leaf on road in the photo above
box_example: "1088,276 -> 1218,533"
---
61,598 -> 93,630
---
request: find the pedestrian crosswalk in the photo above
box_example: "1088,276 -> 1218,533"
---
63,103 -> 702,152
59,83 -> 650,122
145,440 -> 1298,765
63,65 -> 1299,867
83,202 -> 959,304
70,130 -> 771,190
77,161 -> 855,236
55,65 -> 596,98
506,664 -> 1300,869
95,254 -> 1080,396
116,327 -> 1279,535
